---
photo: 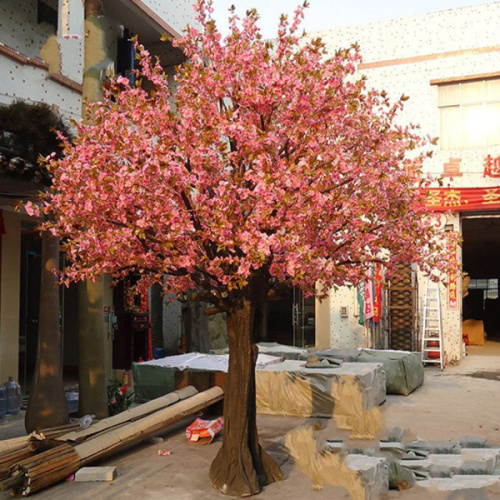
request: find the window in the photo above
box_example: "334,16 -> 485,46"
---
37,0 -> 58,32
468,278 -> 499,304
438,78 -> 500,150
116,28 -> 135,85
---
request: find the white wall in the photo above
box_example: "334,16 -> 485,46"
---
0,55 -> 82,120
140,0 -> 201,36
0,0 -> 83,120
315,3 -> 500,188
1,0 -> 56,58
314,3 -> 500,360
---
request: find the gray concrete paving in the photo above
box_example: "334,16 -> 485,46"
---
2,342 -> 500,499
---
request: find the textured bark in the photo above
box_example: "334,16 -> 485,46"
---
25,234 -> 68,432
209,298 -> 284,496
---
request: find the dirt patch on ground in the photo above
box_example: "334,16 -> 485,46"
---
464,371 -> 500,381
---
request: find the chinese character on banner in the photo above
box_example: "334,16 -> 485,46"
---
443,190 -> 463,208
447,232 -> 459,310
484,155 -> 500,178
426,190 -> 443,207
373,265 -> 383,324
443,157 -> 462,178
482,188 -> 500,205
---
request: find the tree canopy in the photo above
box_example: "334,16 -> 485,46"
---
30,2 -> 449,310
26,1 -> 456,495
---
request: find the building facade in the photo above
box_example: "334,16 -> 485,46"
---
0,0 -> 197,388
314,2 -> 500,363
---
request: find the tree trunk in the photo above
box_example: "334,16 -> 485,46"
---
25,234 -> 68,432
209,298 -> 284,496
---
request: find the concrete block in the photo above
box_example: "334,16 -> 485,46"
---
418,475 -> 499,491
459,436 -> 488,448
401,459 -> 431,469
74,466 -> 116,482
344,454 -> 388,500
380,427 -> 405,443
324,440 -> 344,452
455,461 -> 492,475
406,440 -> 460,454
429,465 -> 453,478
405,450 -> 500,477
379,442 -> 405,452
462,449 -> 500,467
426,454 -> 463,468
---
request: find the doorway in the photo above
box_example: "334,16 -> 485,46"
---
262,288 -> 315,348
18,224 -> 42,393
462,214 -> 500,348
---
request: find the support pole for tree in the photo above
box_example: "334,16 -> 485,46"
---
209,298 -> 284,496
25,234 -> 68,432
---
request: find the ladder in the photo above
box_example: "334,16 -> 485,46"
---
421,279 -> 444,370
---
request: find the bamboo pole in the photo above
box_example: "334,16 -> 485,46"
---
58,386 -> 198,443
0,387 -> 223,496
76,386 -> 223,464
0,386 -> 198,457
0,444 -> 37,481
0,444 -> 80,496
0,436 -> 35,455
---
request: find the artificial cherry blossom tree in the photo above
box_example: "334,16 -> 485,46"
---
30,1 -> 451,496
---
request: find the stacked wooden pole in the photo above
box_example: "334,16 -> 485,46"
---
0,386 -> 224,497
3,444 -> 80,497
0,444 -> 38,481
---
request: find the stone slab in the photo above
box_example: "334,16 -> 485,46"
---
344,454 -> 388,500
403,450 -> 500,475
418,475 -> 500,491
74,466 -> 116,482
459,436 -> 488,448
406,440 -> 460,454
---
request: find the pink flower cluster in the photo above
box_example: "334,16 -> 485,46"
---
34,0 -> 453,311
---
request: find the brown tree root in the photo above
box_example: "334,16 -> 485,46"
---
210,443 -> 284,496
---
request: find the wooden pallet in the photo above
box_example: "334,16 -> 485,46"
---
387,265 -> 419,351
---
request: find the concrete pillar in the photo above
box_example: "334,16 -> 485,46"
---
315,292 -> 331,350
77,0 -> 118,418
0,211 -> 21,383
78,276 -> 113,417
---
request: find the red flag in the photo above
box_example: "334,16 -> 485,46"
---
364,278 -> 374,321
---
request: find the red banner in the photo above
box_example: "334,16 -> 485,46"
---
447,232 -> 459,310
373,265 -> 382,324
424,187 -> 500,212
364,279 -> 374,321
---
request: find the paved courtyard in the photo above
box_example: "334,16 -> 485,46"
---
2,343 -> 500,499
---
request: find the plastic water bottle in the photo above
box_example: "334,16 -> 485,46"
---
5,377 -> 21,414
0,384 -> 7,420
